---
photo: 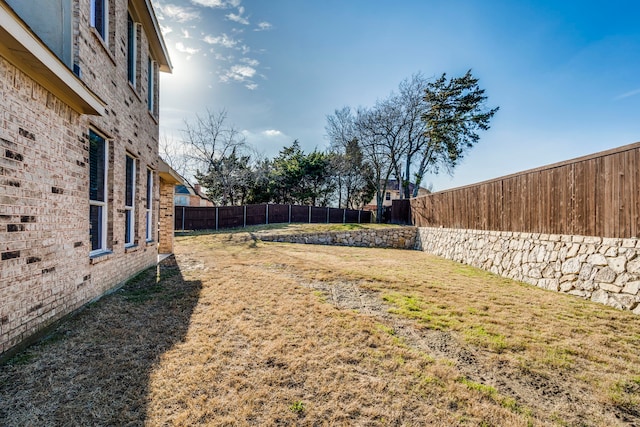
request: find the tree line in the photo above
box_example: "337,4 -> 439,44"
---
163,70 -> 498,220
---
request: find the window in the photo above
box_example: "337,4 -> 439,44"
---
146,168 -> 153,241
89,130 -> 108,254
90,0 -> 108,42
125,154 -> 136,246
385,192 -> 391,201
127,13 -> 137,86
147,57 -> 156,113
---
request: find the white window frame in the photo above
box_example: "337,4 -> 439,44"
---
147,57 -> 156,113
89,129 -> 108,256
125,153 -> 136,247
127,13 -> 138,87
90,0 -> 108,44
146,168 -> 153,242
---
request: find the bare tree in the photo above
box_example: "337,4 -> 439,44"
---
161,109 -> 251,205
354,107 -> 396,222
326,107 -> 356,208
182,109 -> 247,175
326,108 -> 376,210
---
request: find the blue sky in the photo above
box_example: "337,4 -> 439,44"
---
155,0 -> 640,191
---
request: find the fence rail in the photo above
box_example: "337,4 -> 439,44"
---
410,142 -> 640,238
175,204 -> 372,231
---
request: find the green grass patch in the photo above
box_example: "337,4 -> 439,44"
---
463,325 -> 509,353
375,323 -> 396,336
312,290 -> 327,303
542,347 -> 575,370
459,377 -> 497,398
289,400 -> 305,414
460,378 -> 531,417
609,377 -> 640,415
382,293 -> 461,330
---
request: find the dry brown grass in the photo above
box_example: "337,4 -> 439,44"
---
2,227 -> 640,426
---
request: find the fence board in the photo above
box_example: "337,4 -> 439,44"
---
390,199 -> 411,224
245,204 -> 267,226
175,204 -> 371,231
290,205 -> 309,223
329,208 -> 345,223
310,206 -> 328,223
268,204 -> 290,224
410,142 -> 640,238
218,206 -> 244,229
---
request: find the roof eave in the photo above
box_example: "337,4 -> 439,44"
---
0,1 -> 105,115
131,0 -> 172,73
158,158 -> 184,184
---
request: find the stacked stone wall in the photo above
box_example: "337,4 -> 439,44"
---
258,227 -> 417,250
416,227 -> 640,312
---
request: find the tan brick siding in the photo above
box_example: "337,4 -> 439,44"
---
158,179 -> 175,254
0,0 -> 167,357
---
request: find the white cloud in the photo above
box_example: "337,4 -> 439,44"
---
213,52 -> 234,61
263,130 -> 282,137
221,64 -> 256,82
255,22 -> 272,31
175,42 -> 200,55
615,88 -> 640,100
245,83 -> 258,90
226,6 -> 249,25
156,4 -> 200,23
160,25 -> 174,36
240,58 -> 259,67
203,33 -> 239,48
190,0 -> 241,8
181,29 -> 191,38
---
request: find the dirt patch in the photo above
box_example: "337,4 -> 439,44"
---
302,279 -> 625,426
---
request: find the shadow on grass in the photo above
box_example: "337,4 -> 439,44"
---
0,256 -> 201,426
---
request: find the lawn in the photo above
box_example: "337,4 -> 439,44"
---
2,227 -> 640,426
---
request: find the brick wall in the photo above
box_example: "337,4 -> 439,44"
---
158,178 -> 175,254
0,0 -> 167,357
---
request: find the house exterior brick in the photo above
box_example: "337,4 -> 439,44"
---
0,0 -> 180,358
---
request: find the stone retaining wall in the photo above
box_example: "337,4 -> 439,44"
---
258,227 -> 417,250
416,227 -> 640,313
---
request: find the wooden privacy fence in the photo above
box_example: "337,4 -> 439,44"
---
411,142 -> 640,239
390,199 -> 412,225
175,204 -> 373,231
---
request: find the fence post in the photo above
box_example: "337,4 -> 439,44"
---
288,205 -> 292,223
243,205 -> 247,228
358,209 -> 361,224
343,209 -> 346,224
215,207 -> 219,230
308,206 -> 312,223
327,207 -> 330,223
266,204 -> 269,225
181,206 -> 185,231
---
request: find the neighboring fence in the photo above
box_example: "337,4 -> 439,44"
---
411,142 -> 640,239
390,199 -> 412,225
175,204 -> 373,231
